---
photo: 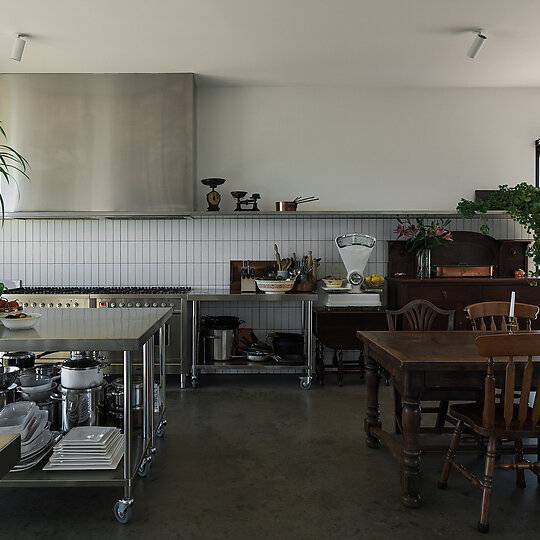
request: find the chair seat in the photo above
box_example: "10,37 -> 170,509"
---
449,403 -> 540,438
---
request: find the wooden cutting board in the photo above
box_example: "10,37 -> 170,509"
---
229,260 -> 278,292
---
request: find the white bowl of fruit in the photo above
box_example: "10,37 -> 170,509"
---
0,299 -> 22,313
0,312 -> 42,330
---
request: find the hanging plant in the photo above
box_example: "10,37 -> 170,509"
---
456,182 -> 540,278
0,121 -> 30,222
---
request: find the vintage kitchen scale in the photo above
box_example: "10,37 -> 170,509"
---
201,178 -> 226,211
320,233 -> 382,308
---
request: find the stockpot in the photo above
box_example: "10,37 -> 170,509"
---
108,377 -> 144,410
52,384 -> 106,432
61,357 -> 109,390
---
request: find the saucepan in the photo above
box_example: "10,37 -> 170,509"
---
275,197 -> 319,211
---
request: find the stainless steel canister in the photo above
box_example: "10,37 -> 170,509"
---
203,328 -> 237,362
53,384 -> 106,432
108,376 -> 144,409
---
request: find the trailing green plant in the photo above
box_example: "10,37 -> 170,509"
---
0,121 -> 29,222
456,182 -> 540,278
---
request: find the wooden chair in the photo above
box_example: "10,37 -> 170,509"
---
386,298 -> 455,332
386,299 -> 456,432
465,301 -> 539,331
438,333 -> 540,533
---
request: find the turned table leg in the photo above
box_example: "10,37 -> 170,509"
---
364,345 -> 381,449
400,394 -> 423,508
315,340 -> 325,386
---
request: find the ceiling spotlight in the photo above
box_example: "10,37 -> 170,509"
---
11,34 -> 27,62
467,30 -> 487,59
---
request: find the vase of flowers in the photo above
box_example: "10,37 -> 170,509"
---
395,216 -> 453,279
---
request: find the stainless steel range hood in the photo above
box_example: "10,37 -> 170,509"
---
0,73 -> 195,217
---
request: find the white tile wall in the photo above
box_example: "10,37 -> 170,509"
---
0,214 -> 530,289
0,213 -> 531,347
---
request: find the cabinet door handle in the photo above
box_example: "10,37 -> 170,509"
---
442,291 -> 447,300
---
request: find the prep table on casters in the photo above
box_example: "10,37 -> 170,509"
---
187,290 -> 317,390
0,307 -> 172,524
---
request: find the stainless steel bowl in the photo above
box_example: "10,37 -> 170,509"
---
0,366 -> 20,390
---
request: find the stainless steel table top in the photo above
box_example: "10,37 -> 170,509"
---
0,308 -> 172,351
187,289 -> 317,302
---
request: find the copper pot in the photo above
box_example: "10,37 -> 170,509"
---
276,201 -> 297,211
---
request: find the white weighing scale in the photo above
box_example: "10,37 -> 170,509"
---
320,233 -> 382,308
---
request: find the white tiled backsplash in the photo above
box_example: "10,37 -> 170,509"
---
0,214 -> 530,288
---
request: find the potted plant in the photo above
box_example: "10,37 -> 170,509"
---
394,216 -> 453,278
0,121 -> 29,221
456,182 -> 540,278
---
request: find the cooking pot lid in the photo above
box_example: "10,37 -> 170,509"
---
3,351 -> 36,360
110,376 -> 143,390
63,358 -> 102,369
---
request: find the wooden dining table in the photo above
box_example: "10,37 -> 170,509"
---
356,330 -> 540,509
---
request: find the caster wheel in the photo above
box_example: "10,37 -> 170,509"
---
191,378 -> 197,388
156,424 -> 166,438
114,502 -> 132,524
137,459 -> 151,478
300,379 -> 312,390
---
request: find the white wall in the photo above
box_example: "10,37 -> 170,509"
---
196,87 -> 540,212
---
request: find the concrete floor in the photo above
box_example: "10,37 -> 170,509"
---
1,374 -> 539,539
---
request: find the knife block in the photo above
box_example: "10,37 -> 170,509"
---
241,276 -> 256,293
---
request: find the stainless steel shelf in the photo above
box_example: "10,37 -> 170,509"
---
196,363 -> 306,371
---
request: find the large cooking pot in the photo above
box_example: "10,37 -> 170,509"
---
52,384 -> 106,432
201,316 -> 244,363
269,332 -> 304,357
108,376 -> 144,409
38,398 -> 61,431
3,351 -> 35,370
61,358 -> 109,390
0,385 -> 17,409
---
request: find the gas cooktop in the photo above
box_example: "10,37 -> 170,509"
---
6,287 -> 191,295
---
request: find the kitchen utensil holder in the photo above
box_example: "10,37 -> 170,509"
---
241,276 -> 256,293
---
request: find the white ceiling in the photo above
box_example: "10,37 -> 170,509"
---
2,0 -> 540,87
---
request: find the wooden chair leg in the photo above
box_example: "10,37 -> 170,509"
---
438,420 -> 463,488
478,436 -> 497,534
515,438 -> 526,488
435,400 -> 449,432
337,349 -> 344,387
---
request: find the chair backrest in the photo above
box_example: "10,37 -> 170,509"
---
386,299 -> 455,331
465,301 -> 539,331
475,333 -> 540,430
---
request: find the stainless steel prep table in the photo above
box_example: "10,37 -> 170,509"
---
0,307 -> 172,524
187,290 -> 317,389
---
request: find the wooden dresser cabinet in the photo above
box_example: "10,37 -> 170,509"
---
387,277 -> 540,329
387,231 -> 539,329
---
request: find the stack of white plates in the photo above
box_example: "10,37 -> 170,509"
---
0,401 -> 59,472
43,427 -> 123,471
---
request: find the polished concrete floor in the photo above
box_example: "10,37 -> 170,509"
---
1,374 -> 540,539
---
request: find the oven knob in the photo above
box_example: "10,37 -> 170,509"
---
110,303 -> 116,308
65,303 -> 70,308
144,303 -> 150,307
152,302 -> 158,307
23,302 -> 28,307
135,303 -> 141,308
56,303 -> 62,307
74,302 -> 79,307
127,303 -> 133,307
119,303 -> 125,308
169,302 -> 175,307
48,303 -> 53,308
160,302 -> 167,307
39,303 -> 45,308
30,302 -> 37,308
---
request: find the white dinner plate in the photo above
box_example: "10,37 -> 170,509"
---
43,439 -> 124,470
60,426 -> 119,446
21,429 -> 52,458
54,432 -> 122,454
51,437 -> 123,462
20,411 -> 48,445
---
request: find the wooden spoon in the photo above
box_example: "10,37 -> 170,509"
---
274,244 -> 282,270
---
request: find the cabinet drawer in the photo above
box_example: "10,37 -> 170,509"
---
407,285 -> 479,304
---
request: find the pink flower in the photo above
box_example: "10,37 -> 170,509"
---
394,224 -> 405,235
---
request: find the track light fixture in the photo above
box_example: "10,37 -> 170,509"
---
11,34 -> 27,62
467,30 -> 487,59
